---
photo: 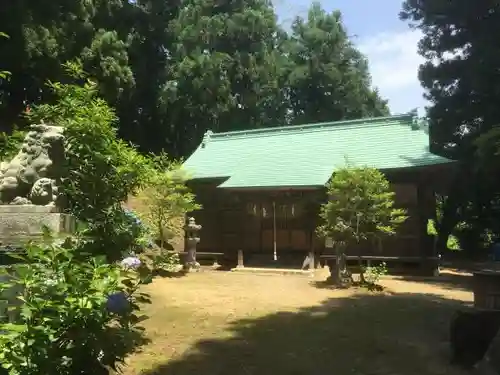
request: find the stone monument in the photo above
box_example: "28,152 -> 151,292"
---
0,123 -> 75,322
0,124 -> 75,322
184,217 -> 201,272
0,122 -> 75,246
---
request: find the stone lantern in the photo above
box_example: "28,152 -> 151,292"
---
184,217 -> 201,272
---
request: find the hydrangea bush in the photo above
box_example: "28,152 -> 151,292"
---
0,233 -> 152,375
123,208 -> 154,250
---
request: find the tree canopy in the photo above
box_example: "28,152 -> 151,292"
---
287,3 -> 389,124
400,1 -> 500,157
0,1 -> 389,159
401,0 -> 500,252
317,166 -> 406,285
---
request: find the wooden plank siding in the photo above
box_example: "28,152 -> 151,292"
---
186,164 -> 450,268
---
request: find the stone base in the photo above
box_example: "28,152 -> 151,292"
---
473,269 -> 500,310
0,205 -> 75,246
231,267 -> 314,277
184,262 -> 201,273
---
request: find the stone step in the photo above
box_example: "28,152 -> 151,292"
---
230,266 -> 314,277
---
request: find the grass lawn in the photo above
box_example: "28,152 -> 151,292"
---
124,269 -> 473,375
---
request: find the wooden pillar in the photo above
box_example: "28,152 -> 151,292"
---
272,200 -> 277,261
259,200 -> 263,254
217,191 -> 224,255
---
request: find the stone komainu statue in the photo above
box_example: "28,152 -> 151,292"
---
0,123 -> 65,207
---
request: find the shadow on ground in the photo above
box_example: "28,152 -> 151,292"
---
397,271 -> 474,292
140,292 -> 471,375
310,269 -> 473,293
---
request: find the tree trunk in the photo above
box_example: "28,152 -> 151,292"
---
328,242 -> 351,286
359,257 -> 366,284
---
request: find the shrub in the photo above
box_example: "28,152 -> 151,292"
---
361,262 -> 388,285
150,250 -> 181,273
0,128 -> 26,161
0,233 -> 152,375
135,152 -> 200,250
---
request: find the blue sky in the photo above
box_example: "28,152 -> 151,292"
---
274,0 -> 427,115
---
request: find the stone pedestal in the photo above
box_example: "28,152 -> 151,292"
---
0,205 -> 75,323
0,205 -> 75,247
473,267 -> 500,310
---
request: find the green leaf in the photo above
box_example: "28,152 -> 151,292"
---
0,323 -> 26,333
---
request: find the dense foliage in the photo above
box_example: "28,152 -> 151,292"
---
400,1 -> 500,156
137,153 -> 200,249
131,153 -> 199,272
0,32 -> 9,83
0,233 -> 152,375
400,0 -> 500,254
28,62 -> 151,262
0,127 -> 25,161
0,65 -> 197,374
0,1 -> 388,158
286,4 -> 389,124
318,167 -> 407,285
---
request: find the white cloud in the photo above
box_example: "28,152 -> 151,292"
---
357,30 -> 428,115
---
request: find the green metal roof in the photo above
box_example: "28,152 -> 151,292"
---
182,113 -> 453,189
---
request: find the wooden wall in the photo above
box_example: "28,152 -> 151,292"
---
188,164 -> 448,265
189,183 -> 321,262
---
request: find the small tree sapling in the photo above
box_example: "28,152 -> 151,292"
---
317,166 -> 407,286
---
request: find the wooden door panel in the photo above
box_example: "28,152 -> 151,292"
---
262,230 -> 273,250
276,230 -> 289,249
222,233 -> 238,252
290,230 -> 308,250
243,231 -> 260,250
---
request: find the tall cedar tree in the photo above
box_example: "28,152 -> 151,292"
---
287,3 -> 389,124
0,1 -> 389,160
401,1 -> 500,251
0,0 -> 177,155
0,0 -> 134,130
400,1 -> 500,157
165,0 -> 288,157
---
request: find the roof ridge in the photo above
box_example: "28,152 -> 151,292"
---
207,113 -> 415,139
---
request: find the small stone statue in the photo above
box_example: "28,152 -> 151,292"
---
184,217 -> 201,272
0,123 -> 64,208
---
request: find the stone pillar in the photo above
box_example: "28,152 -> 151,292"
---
308,251 -> 315,271
237,249 -> 244,268
184,217 -> 201,272
301,251 -> 315,271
